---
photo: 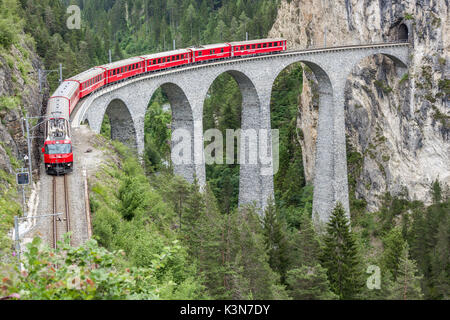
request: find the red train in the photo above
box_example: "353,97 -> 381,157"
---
42,38 -> 287,175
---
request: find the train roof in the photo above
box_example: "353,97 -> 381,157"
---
68,67 -> 104,83
189,43 -> 230,50
229,38 -> 286,46
140,49 -> 191,60
100,56 -> 145,70
47,96 -> 70,120
51,80 -> 78,98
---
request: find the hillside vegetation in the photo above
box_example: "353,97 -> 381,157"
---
0,0 -> 448,300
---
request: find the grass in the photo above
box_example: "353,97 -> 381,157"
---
374,80 -> 393,94
0,95 -> 20,111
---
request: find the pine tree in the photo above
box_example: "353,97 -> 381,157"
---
286,265 -> 337,300
431,179 -> 442,204
321,203 -> 363,299
430,214 -> 450,299
381,227 -> 407,279
388,244 -> 424,300
228,205 -> 282,299
263,198 -> 290,283
290,212 -> 321,268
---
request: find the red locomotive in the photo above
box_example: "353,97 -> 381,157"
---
43,38 -> 287,175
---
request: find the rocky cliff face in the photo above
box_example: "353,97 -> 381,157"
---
0,38 -> 47,179
269,0 -> 449,210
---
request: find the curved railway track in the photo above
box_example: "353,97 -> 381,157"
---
52,175 -> 71,249
72,40 -> 410,126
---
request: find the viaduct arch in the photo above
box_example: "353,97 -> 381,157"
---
72,42 -> 410,228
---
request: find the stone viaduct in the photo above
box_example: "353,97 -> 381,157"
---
71,42 -> 410,227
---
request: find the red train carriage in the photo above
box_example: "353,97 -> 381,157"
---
231,38 -> 286,57
48,81 -> 79,117
190,43 -> 232,63
142,49 -> 192,72
66,67 -> 105,99
103,57 -> 146,85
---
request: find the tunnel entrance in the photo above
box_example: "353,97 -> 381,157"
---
398,24 -> 408,41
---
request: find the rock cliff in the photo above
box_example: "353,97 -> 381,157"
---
269,0 -> 449,210
0,37 -> 47,178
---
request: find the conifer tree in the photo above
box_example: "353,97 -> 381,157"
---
263,199 -> 290,283
381,227 -> 407,279
290,212 -> 321,268
321,203 -> 363,299
229,206 -> 281,299
286,265 -> 337,300
430,214 -> 450,299
388,244 -> 424,300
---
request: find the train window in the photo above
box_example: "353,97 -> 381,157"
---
153,60 -> 156,64
246,45 -> 250,49
263,43 -> 267,48
158,59 -> 161,63
269,43 -> 272,47
199,52 -> 202,56
221,48 -> 224,53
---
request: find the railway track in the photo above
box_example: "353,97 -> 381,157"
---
52,175 -> 71,249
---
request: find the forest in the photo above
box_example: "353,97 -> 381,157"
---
0,0 -> 448,300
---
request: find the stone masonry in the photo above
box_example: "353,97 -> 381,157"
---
71,43 -> 410,227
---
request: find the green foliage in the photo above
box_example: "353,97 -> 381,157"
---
271,64 -> 310,230
321,203 -> 364,299
374,80 -> 393,94
263,199 -> 290,283
286,265 -> 337,300
144,95 -> 172,174
0,169 -> 22,260
399,73 -> 409,85
0,236 -> 203,300
0,96 -> 20,112
387,244 -> 424,300
381,227 -> 407,279
290,212 -> 322,268
100,114 -> 111,139
203,73 -> 242,214
90,143 -> 206,299
0,0 -> 23,49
